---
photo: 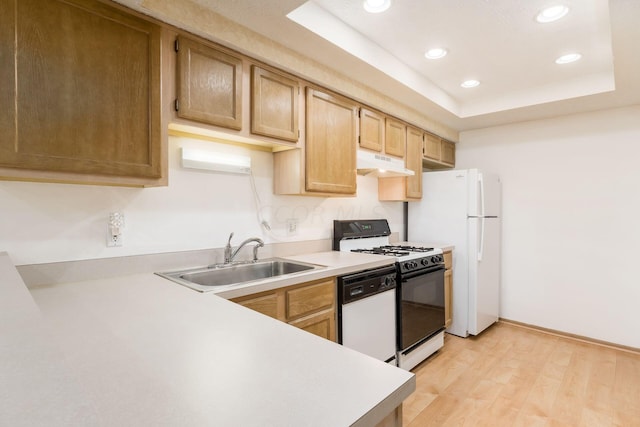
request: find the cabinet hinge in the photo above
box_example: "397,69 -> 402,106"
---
174,99 -> 179,111
174,38 -> 179,52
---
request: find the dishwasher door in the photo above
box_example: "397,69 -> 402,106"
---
341,289 -> 397,364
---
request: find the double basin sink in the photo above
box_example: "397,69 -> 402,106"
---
156,258 -> 324,292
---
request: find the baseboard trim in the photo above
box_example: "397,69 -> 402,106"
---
498,318 -> 640,355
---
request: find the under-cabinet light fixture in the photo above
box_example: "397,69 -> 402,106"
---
181,148 -> 251,174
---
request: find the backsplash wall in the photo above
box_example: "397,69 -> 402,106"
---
0,136 -> 403,266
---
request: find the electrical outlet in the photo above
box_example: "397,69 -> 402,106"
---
286,218 -> 298,236
107,212 -> 125,247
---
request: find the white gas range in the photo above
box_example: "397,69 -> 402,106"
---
333,220 -> 446,370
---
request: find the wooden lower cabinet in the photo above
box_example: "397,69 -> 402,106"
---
233,292 -> 279,320
231,278 -> 336,341
443,250 -> 453,328
288,308 -> 335,342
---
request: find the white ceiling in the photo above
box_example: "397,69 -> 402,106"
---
187,0 -> 640,132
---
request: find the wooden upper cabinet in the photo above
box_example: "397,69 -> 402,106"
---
176,35 -> 242,130
359,108 -> 384,152
378,125 -> 423,201
405,126 -> 423,199
441,139 -> 456,166
423,132 -> 456,169
305,88 -> 357,195
385,118 -> 406,158
250,66 -> 299,142
424,133 -> 442,161
0,0 -> 163,183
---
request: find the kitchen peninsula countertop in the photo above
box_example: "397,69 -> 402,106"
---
0,251 -> 414,427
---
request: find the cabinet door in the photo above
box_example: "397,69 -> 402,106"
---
405,126 -> 423,199
251,66 -> 299,142
359,108 -> 384,152
0,0 -> 162,179
385,118 -> 406,158
305,88 -> 357,194
423,133 -> 442,161
288,309 -> 336,342
441,139 -> 456,166
176,36 -> 242,130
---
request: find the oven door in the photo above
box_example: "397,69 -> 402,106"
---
398,265 -> 445,351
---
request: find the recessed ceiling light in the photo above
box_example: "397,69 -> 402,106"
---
555,53 -> 582,64
363,0 -> 391,13
461,80 -> 480,88
536,5 -> 569,23
425,48 -> 448,60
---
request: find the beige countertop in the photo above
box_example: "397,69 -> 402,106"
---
0,251 -> 414,427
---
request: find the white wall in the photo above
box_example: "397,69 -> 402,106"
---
0,136 -> 403,266
457,105 -> 640,348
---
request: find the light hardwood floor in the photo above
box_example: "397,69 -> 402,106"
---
403,322 -> 640,426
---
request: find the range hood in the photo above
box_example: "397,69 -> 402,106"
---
356,150 -> 415,177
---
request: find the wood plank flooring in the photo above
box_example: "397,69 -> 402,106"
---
403,322 -> 640,427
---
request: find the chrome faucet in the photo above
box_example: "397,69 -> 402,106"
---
224,232 -> 264,264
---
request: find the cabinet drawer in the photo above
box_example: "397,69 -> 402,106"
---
443,251 -> 452,270
285,279 -> 335,321
232,292 -> 279,319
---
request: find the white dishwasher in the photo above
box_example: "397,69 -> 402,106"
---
337,265 -> 398,365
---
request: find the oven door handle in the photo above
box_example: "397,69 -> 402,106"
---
400,265 -> 445,281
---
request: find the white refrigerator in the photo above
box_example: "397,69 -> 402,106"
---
408,169 -> 501,337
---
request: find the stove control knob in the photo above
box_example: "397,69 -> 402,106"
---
421,258 -> 429,266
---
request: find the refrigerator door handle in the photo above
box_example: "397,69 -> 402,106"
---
477,173 -> 485,261
478,173 -> 485,217
478,217 -> 485,261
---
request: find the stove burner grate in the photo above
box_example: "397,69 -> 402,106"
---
380,245 -> 435,252
351,248 -> 411,257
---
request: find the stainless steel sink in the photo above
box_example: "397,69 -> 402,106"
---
156,258 -> 324,292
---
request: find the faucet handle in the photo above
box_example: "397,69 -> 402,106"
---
227,232 -> 234,246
